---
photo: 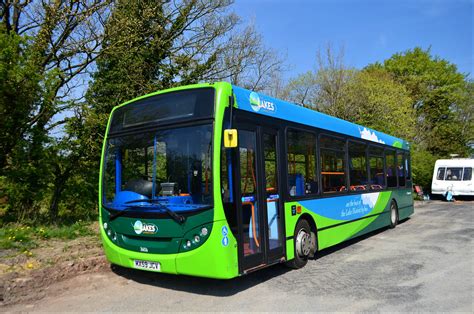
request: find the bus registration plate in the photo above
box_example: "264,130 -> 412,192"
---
133,260 -> 161,272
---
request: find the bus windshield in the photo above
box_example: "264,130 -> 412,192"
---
103,124 -> 213,211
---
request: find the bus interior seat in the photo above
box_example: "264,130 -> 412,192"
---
124,178 -> 153,197
288,173 -> 305,196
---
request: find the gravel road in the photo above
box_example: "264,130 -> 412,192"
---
5,200 -> 473,312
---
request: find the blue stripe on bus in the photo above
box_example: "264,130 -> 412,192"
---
298,192 -> 381,221
232,86 -> 408,150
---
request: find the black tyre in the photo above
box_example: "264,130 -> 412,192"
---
285,219 -> 313,269
389,200 -> 399,229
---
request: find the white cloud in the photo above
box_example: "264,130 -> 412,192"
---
361,193 -> 379,209
359,127 -> 385,144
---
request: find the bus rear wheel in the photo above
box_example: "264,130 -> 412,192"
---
389,200 -> 399,229
286,219 -> 313,269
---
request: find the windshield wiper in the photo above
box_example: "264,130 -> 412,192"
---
107,199 -> 186,224
108,204 -> 155,222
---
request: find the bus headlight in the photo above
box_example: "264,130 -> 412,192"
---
180,223 -> 212,252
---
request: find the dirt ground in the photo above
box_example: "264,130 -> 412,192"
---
0,224 -> 106,306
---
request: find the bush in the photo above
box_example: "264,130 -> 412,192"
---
411,148 -> 438,192
0,221 -> 96,251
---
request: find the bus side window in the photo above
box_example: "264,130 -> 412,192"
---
320,135 -> 346,193
405,152 -> 411,180
397,152 -> 405,187
348,141 -> 368,191
385,150 -> 397,188
287,129 -> 317,196
369,146 -> 385,190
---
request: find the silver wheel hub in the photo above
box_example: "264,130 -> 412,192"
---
295,228 -> 311,257
391,205 -> 396,224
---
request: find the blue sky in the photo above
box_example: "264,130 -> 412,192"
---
233,0 -> 473,79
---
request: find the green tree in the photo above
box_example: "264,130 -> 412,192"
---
374,47 -> 469,157
0,26 -> 41,174
340,68 -> 415,140
85,0 -> 239,129
74,0 -> 282,219
0,1 -> 111,222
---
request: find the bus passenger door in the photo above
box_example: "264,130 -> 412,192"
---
235,126 -> 284,273
261,129 -> 284,263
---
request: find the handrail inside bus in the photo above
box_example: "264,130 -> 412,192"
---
242,201 -> 260,248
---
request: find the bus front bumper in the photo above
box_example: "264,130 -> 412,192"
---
99,220 -> 239,279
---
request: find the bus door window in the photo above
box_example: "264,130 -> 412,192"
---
369,146 -> 385,190
221,143 -> 238,235
385,150 -> 397,187
263,133 -> 282,251
286,130 -> 317,196
238,130 -> 262,256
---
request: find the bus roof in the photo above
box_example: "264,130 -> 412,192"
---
233,85 -> 409,150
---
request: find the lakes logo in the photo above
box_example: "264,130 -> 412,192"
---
133,220 -> 157,235
249,92 -> 276,113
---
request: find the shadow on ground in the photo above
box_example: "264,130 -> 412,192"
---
111,218 -> 411,296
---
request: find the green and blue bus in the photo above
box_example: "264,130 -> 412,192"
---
99,82 -> 413,278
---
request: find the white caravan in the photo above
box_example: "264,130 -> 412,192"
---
431,159 -> 474,196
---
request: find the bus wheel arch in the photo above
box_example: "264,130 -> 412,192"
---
299,213 -> 318,257
389,199 -> 399,228
285,215 -> 317,269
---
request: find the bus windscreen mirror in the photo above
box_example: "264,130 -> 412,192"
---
224,129 -> 238,148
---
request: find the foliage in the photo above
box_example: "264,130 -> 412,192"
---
340,68 -> 415,140
0,2 -> 472,224
283,46 -> 471,190
284,71 -> 319,109
373,47 -> 469,157
0,1 -> 110,222
366,48 -> 472,189
0,221 -> 95,251
411,148 -> 438,189
283,47 -> 415,141
0,26 -> 41,172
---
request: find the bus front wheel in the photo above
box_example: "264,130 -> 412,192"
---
286,219 -> 313,269
389,200 -> 399,229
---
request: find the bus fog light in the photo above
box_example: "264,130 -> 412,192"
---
103,222 -> 108,229
186,240 -> 192,248
194,235 -> 200,243
107,229 -> 112,237
200,227 -> 208,236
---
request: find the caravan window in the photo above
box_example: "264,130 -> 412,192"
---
436,168 -> 446,180
445,168 -> 462,181
462,168 -> 472,181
